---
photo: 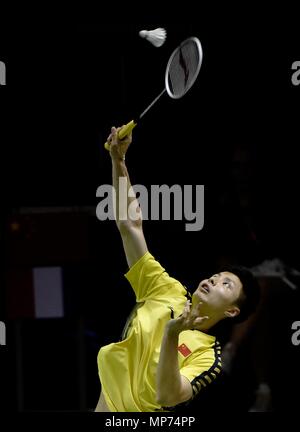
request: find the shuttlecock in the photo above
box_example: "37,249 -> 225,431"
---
139,28 -> 167,47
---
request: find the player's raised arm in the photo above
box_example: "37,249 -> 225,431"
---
107,126 -> 148,268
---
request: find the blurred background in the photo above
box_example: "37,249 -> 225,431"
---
1,11 -> 300,412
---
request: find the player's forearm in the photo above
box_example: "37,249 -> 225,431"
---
112,158 -> 142,230
156,324 -> 182,406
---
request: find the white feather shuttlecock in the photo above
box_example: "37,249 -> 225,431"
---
139,28 -> 167,47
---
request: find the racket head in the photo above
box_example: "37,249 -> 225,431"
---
165,37 -> 203,99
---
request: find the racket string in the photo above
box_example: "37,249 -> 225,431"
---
168,40 -> 200,98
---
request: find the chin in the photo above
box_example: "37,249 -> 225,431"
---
192,293 -> 206,305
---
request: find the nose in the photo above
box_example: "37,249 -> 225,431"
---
208,277 -> 216,286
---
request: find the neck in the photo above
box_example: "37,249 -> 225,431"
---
191,305 -> 222,333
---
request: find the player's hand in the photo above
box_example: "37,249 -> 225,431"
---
167,301 -> 209,334
107,126 -> 132,161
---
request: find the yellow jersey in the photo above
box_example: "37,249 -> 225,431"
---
97,252 -> 222,412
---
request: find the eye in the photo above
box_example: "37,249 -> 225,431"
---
223,281 -> 231,288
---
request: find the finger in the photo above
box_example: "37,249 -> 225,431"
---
194,316 -> 209,324
107,133 -> 112,142
107,126 -> 117,143
182,306 -> 188,318
109,127 -> 116,141
185,301 -> 191,313
184,300 -> 190,308
182,302 -> 190,318
115,125 -> 128,141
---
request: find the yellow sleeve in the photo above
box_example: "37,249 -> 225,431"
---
180,349 -> 222,399
124,251 -> 187,302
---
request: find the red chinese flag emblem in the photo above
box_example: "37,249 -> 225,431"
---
178,343 -> 192,357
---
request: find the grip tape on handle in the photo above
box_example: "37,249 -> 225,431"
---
104,120 -> 137,151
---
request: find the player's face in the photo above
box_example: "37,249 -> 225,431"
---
193,272 -> 242,318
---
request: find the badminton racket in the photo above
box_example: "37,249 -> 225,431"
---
104,36 -> 203,150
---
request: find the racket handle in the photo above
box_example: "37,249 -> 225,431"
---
104,120 -> 137,151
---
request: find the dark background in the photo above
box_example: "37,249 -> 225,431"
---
1,9 -> 300,413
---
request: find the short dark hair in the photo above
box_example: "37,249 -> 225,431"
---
223,264 -> 261,323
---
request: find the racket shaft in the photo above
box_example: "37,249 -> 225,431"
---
104,120 -> 137,151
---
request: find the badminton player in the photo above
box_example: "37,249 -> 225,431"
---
95,127 -> 260,412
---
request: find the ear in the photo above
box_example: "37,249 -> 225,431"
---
224,306 -> 240,319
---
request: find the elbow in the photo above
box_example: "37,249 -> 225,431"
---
118,219 -> 142,234
156,393 -> 168,407
156,381 -> 192,407
155,386 -> 168,406
156,391 -> 178,408
156,378 -> 180,407
117,220 -> 130,233
117,202 -> 143,233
